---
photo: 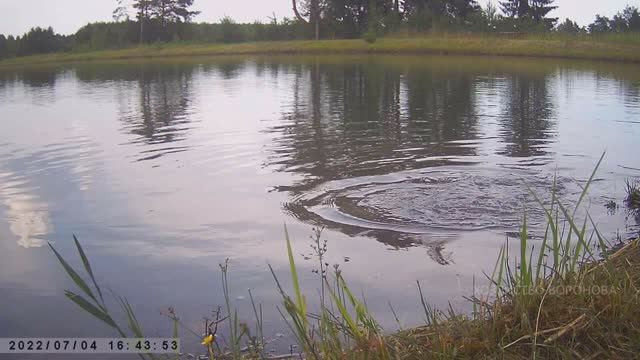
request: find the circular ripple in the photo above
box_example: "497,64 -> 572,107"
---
288,168 -> 578,234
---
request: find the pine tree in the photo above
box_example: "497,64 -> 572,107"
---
499,0 -> 529,18
152,0 -> 173,28
172,0 -> 200,22
149,0 -> 199,27
113,0 -> 129,21
128,0 -> 199,42
132,0 -> 153,43
529,0 -> 556,22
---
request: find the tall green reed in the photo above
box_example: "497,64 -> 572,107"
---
492,152 -> 612,313
269,224 -> 391,359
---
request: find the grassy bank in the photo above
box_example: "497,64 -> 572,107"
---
3,35 -> 640,67
390,239 -> 640,359
49,155 -> 640,359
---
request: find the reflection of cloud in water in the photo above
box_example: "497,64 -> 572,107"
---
0,171 -> 51,248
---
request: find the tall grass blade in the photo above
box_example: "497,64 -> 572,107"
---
119,297 -> 144,337
64,290 -> 116,328
520,210 -> 528,286
49,243 -> 98,304
535,222 -> 551,283
73,235 -> 105,307
284,224 -> 307,329
553,195 -> 596,261
573,151 -> 606,215
326,281 -> 360,339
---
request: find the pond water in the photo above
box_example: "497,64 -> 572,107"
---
0,55 -> 639,356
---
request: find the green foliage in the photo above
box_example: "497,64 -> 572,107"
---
494,153 -> 608,306
556,18 -> 585,34
11,27 -> 67,56
625,178 -> 640,213
499,0 -> 557,30
589,15 -> 611,34
74,21 -> 139,50
589,6 -> 640,34
500,0 -> 529,18
270,225 -> 390,359
219,17 -> 245,43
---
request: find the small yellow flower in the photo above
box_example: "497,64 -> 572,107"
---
201,334 -> 214,346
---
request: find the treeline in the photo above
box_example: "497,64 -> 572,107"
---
585,6 -> 640,33
0,27 -> 68,58
1,0 -> 640,60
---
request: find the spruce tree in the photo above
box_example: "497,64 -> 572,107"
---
530,0 -> 557,22
499,0 -> 529,18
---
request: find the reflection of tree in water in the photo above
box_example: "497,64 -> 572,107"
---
74,63 -> 198,160
0,67 -> 60,105
592,68 -> 640,106
498,74 -> 556,158
267,60 -> 480,194
205,61 -> 246,80
117,65 -> 195,161
267,60 -> 481,261
10,68 -> 59,88
404,69 -> 479,148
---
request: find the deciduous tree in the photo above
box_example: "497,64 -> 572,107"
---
556,18 -> 583,34
588,15 -> 610,33
447,0 -> 481,20
623,5 -> 640,32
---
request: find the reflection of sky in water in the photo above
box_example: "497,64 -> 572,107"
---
0,57 -> 639,352
0,171 -> 50,248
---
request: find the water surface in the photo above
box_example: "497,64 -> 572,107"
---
1,55 -> 639,355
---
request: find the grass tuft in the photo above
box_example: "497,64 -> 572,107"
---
625,178 -> 640,212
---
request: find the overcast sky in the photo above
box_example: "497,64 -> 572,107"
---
0,0 -> 638,36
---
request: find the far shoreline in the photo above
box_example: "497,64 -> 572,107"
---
2,36 -> 640,67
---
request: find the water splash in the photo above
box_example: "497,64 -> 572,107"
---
286,167 -> 578,239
